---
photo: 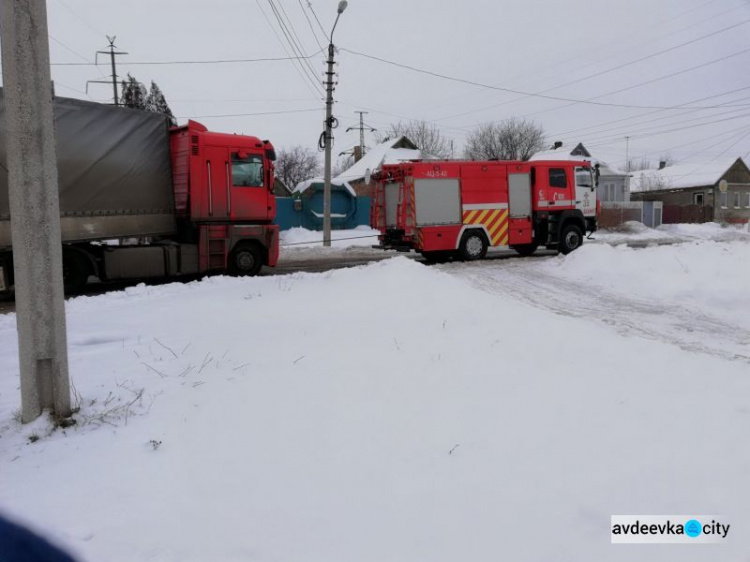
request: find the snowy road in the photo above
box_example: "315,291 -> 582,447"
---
443,255 -> 750,365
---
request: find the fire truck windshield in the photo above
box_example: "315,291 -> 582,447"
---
575,167 -> 594,188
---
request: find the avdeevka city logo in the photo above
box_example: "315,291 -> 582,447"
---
685,519 -> 702,538
610,515 -> 730,543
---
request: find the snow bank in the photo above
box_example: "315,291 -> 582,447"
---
594,221 -> 750,246
1,257 -> 749,561
542,239 -> 750,330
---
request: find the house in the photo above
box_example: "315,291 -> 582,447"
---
272,177 -> 293,197
334,136 -> 421,197
630,157 -> 750,224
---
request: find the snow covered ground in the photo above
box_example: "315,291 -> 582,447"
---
593,220 -> 750,246
278,226 -> 388,265
1,238 -> 749,561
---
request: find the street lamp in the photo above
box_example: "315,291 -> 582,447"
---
322,0 -> 348,247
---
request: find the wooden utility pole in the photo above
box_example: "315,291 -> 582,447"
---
0,0 -> 71,422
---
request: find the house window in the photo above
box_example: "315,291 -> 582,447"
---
549,168 -> 567,188
734,192 -> 741,208
693,192 -> 704,206
720,192 -> 728,208
745,192 -> 750,208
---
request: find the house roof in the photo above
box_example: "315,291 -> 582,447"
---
334,136 -> 421,183
293,177 -> 357,197
530,143 -> 626,176
629,157 -> 746,192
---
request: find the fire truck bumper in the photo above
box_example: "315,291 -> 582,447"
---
373,229 -> 413,252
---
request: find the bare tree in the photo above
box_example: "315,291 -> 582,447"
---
627,153 -> 674,172
378,120 -> 452,159
331,155 -> 353,178
275,145 -> 321,190
464,118 -> 545,161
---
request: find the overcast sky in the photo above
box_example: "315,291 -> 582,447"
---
3,0 -> 750,169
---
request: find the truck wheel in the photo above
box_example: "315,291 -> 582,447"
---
229,244 -> 263,276
62,252 -> 89,294
458,230 -> 488,261
559,224 -> 583,255
510,243 -> 539,257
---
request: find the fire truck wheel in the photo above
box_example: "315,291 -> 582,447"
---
559,224 -> 583,255
510,243 -> 539,257
458,231 -> 488,261
62,251 -> 89,294
229,243 -> 263,276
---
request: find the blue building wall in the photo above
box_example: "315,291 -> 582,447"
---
275,194 -> 371,231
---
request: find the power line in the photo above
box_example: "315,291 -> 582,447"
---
178,108 -> 322,119
676,125 -> 750,163
504,0 -> 738,95
579,103 -> 750,146
266,0 -> 324,96
255,0 -> 322,100
50,52 -> 324,66
298,0 -> 325,51
339,47 -> 750,111
550,85 -> 750,138
585,111 -> 750,148
434,16 -> 750,124
56,0 -> 107,39
306,0 -> 329,40
270,0 -> 320,78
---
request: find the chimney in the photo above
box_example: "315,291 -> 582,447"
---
659,160 -> 667,170
552,141 -> 563,150
353,145 -> 363,163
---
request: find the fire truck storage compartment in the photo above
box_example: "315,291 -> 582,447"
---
508,174 -> 532,218
384,182 -> 401,227
414,179 -> 461,226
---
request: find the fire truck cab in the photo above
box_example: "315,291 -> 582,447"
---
371,159 -> 597,261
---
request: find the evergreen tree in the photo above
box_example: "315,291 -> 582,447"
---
120,73 -> 147,110
146,81 -> 177,127
119,75 -> 177,126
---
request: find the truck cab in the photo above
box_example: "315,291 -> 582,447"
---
171,121 -> 279,275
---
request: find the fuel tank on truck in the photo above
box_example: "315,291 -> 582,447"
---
0,88 -> 176,248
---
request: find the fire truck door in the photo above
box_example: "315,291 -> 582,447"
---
508,173 -> 533,245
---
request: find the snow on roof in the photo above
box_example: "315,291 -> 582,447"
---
334,136 -> 421,183
529,146 -> 626,176
630,157 -> 745,192
293,177 -> 357,197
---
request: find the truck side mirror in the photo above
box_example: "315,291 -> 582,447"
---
594,164 -> 601,187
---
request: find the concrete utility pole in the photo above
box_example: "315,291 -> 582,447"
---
0,0 -> 72,423
322,0 -> 348,247
346,111 -> 376,161
87,36 -> 128,106
625,136 -> 630,173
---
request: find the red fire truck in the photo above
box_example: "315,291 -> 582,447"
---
371,159 -> 598,261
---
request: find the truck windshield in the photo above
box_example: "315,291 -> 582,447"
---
575,167 -> 593,188
232,153 -> 264,187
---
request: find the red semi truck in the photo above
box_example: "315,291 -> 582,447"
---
371,159 -> 598,261
0,92 -> 279,293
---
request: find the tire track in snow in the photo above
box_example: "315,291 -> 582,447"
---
441,258 -> 750,364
